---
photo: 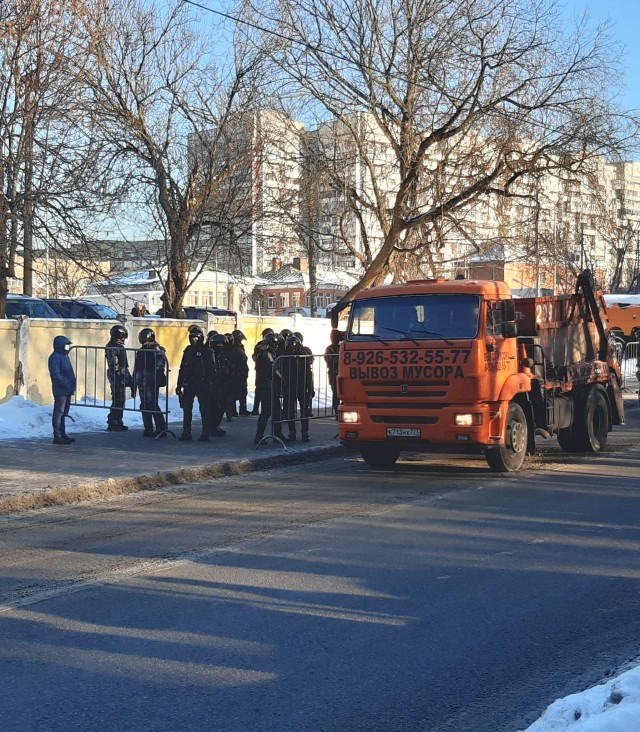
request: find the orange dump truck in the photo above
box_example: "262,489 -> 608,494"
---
333,271 -> 624,472
603,294 -> 640,341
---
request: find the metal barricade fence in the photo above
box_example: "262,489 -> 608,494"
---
620,340 -> 639,395
257,352 -> 338,447
68,345 -> 175,438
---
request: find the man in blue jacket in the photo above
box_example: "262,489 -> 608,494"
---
48,335 -> 77,445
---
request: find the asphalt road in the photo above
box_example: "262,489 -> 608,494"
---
1,416 -> 640,732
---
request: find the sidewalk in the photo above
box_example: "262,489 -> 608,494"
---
0,413 -> 344,515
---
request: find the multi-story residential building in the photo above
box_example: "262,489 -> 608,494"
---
192,109 -> 305,278
189,108 -> 640,295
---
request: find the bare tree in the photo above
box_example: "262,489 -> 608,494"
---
0,0 -> 117,316
245,0 -> 635,301
79,0 -> 270,316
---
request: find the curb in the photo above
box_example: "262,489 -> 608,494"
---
0,444 -> 346,517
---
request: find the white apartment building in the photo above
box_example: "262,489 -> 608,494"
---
193,109 -> 305,278
195,108 -> 640,294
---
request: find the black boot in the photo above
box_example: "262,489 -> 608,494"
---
153,412 -> 167,438
142,413 -> 154,437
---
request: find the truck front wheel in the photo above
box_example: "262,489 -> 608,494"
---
360,445 -> 401,469
484,402 -> 528,472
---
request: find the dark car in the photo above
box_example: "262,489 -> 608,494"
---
5,294 -> 60,319
45,299 -> 119,320
183,306 -> 237,321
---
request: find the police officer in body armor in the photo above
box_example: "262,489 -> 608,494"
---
254,332 -> 286,444
228,329 -> 250,416
105,324 -> 132,431
176,325 -> 215,441
132,327 -> 167,437
325,329 -> 345,415
294,330 -> 314,416
251,327 -> 274,415
282,335 -> 313,442
207,333 -> 230,436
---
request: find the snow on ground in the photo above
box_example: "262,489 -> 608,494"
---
0,394 -> 638,731
522,664 -> 640,732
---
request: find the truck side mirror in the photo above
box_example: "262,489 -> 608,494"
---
501,321 -> 518,338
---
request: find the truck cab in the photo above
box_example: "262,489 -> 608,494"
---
336,273 -> 623,472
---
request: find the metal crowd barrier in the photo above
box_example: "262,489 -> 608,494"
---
257,352 -> 339,448
68,345 -> 175,438
620,340 -> 639,395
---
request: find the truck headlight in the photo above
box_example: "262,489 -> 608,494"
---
341,411 -> 360,423
454,413 -> 482,426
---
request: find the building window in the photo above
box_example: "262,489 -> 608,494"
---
280,293 -> 289,309
268,293 -> 275,309
292,292 -> 300,307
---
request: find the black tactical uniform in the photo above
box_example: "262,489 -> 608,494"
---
251,328 -> 274,415
281,336 -> 313,442
254,332 -> 285,444
229,330 -> 250,416
176,326 -> 216,441
208,333 -> 230,436
105,324 -> 132,431
133,328 -> 167,437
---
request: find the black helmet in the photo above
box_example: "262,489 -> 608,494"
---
293,331 -> 304,342
232,329 -> 246,343
188,325 -> 205,343
207,329 -> 218,341
265,332 -> 283,351
110,325 -> 128,342
280,328 -> 293,340
211,334 -> 228,349
285,335 -> 302,354
261,327 -> 274,338
138,327 -> 156,344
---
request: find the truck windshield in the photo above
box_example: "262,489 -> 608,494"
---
348,294 -> 480,341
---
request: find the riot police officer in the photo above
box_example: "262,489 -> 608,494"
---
176,325 -> 216,441
229,329 -> 250,416
281,335 -> 313,442
105,324 -> 132,431
325,329 -> 344,415
251,327 -> 274,415
208,333 -> 230,436
132,327 -> 167,437
254,332 -> 286,444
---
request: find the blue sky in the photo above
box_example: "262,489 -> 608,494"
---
565,0 -> 640,112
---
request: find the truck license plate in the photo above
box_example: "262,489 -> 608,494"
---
387,428 -> 421,438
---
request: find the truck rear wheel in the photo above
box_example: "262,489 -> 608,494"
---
574,386 -> 609,452
484,402 -> 528,472
360,445 -> 401,469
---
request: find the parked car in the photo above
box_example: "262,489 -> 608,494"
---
45,298 -> 119,320
182,306 -> 237,321
282,306 -> 311,317
5,294 -> 61,319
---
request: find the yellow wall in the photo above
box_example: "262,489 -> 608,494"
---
0,320 -> 18,402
